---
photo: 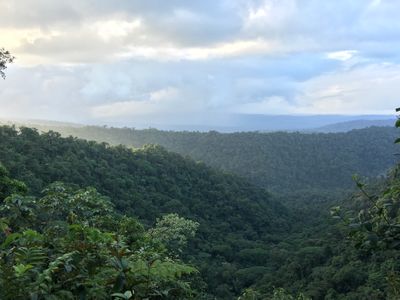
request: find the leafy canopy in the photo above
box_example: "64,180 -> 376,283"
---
0,171 -> 199,299
0,48 -> 13,79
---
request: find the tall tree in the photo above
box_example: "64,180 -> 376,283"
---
0,48 -> 14,79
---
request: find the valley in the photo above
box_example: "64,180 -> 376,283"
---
1,123 -> 399,299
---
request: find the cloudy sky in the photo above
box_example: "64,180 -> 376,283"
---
0,0 -> 399,126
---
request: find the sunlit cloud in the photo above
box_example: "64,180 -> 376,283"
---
326,50 -> 358,61
296,62 -> 400,115
0,0 -> 399,126
93,19 -> 142,41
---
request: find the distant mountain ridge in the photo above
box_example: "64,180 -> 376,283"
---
311,119 -> 395,133
1,114 -> 395,132
227,114 -> 395,132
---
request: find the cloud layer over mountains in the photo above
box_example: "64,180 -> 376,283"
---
0,0 -> 399,125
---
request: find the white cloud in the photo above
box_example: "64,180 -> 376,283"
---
93,19 -> 142,41
243,0 -> 297,33
91,87 -> 201,119
232,96 -> 298,114
326,50 -> 358,61
120,38 -> 282,61
0,0 -> 400,126
296,62 -> 400,114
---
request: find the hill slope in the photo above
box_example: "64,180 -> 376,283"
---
312,119 -> 394,133
0,125 -> 289,298
24,124 -> 399,193
2,124 -> 400,299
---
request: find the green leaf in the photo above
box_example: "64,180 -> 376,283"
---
349,223 -> 361,229
13,263 -> 33,277
111,292 -> 133,300
1,232 -> 21,248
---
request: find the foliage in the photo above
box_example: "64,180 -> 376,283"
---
149,213 -> 199,256
321,110 -> 400,299
0,48 -> 14,79
0,162 -> 27,200
328,168 -> 400,299
0,125 -> 289,298
0,176 -> 198,299
270,288 -> 310,300
0,120 -> 398,299
27,124 -> 398,193
238,287 -> 310,300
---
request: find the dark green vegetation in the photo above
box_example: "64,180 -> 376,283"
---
26,124 -> 398,192
0,126 -> 290,299
0,165 -> 199,299
1,123 -> 400,299
0,48 -> 14,79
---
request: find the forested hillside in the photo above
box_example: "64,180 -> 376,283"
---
2,124 -> 400,299
0,125 -> 289,299
2,0 -> 400,298
27,124 -> 398,193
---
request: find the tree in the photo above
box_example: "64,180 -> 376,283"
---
0,178 -> 199,299
329,108 -> 400,298
0,163 -> 27,200
0,48 -> 14,79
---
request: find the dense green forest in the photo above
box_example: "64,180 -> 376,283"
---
1,124 -> 400,299
0,167 -> 199,299
2,2 -> 400,297
25,124 -> 398,193
0,125 -> 290,299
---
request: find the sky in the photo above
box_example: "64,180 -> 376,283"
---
0,0 -> 399,127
